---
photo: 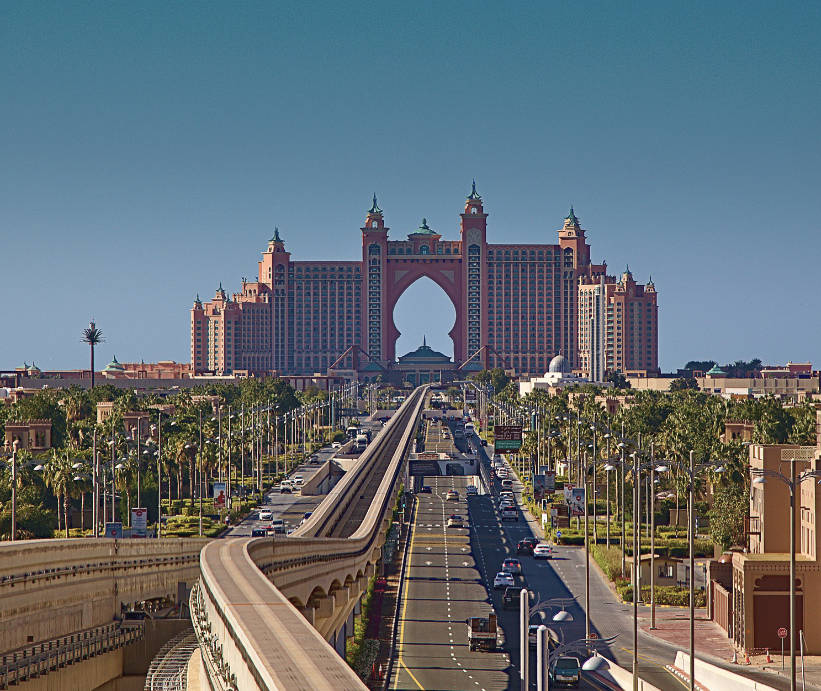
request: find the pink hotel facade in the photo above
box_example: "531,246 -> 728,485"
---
191,185 -> 658,379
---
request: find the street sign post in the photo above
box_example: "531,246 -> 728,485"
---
778,627 -> 788,668
494,425 -> 522,451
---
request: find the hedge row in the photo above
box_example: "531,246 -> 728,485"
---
616,583 -> 706,607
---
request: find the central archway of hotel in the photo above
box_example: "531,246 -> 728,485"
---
392,277 -> 457,363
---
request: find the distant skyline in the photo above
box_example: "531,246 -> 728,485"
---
2,2 -> 819,373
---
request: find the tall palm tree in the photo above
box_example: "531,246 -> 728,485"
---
81,321 -> 105,389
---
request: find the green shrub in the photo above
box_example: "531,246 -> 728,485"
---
617,583 -> 706,607
591,544 -> 623,582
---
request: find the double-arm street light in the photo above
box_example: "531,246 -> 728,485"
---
654,450 -> 725,691
520,592 -> 579,691
751,456 -> 821,691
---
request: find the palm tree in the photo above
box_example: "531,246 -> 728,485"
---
44,451 -> 74,537
81,322 -> 105,389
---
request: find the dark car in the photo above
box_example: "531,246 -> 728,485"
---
419,486 -> 432,494
517,540 -> 535,555
549,656 -> 581,687
251,528 -> 266,537
481,439 -> 488,446
502,586 -> 523,609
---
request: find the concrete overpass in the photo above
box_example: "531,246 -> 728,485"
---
0,537 -> 206,689
191,385 -> 427,691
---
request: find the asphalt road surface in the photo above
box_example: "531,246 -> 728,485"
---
464,437 -> 791,691
392,474 -> 617,691
224,418 -> 383,537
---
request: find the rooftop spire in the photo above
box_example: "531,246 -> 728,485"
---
271,226 -> 283,243
368,194 -> 382,215
423,335 -> 427,347
565,206 -> 579,225
468,179 -> 482,200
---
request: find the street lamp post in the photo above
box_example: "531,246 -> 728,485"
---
9,439 -> 19,541
632,454 -> 639,691
751,459 -> 821,691
619,439 -> 626,578
198,409 -> 203,537
659,451 -> 725,690
650,442 -> 657,629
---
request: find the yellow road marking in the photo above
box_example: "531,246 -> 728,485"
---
399,659 -> 426,690
395,499 -> 424,690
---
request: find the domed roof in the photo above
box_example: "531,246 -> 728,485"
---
548,354 -> 569,374
104,355 -> 125,372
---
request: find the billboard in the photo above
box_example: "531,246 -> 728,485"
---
131,508 -> 148,537
494,425 -> 523,451
563,485 -> 585,516
533,474 -> 546,502
538,467 -> 556,491
213,482 -> 227,510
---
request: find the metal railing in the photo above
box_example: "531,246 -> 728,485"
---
0,621 -> 144,689
144,629 -> 198,691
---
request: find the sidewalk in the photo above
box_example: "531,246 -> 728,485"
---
496,447 -> 821,691
639,605 -> 821,689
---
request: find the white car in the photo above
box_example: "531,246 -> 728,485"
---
466,485 -> 478,496
292,475 -> 304,486
533,543 -> 553,560
331,441 -> 342,449
258,510 -> 273,521
500,491 -> 514,501
493,572 -> 515,590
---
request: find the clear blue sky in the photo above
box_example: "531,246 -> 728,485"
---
2,1 -> 819,372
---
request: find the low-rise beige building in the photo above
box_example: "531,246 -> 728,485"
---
714,419 -> 821,654
96,402 -> 152,438
4,419 -> 52,451
698,362 -> 820,402
626,553 -> 680,587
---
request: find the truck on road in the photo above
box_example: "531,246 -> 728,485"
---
467,613 -> 498,651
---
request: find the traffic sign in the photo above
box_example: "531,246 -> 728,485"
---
556,531 -> 562,538
589,632 -> 599,640
778,627 -> 788,639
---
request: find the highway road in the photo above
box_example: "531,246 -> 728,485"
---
225,418 -> 383,538
392,473 -> 622,691
464,437 -> 790,691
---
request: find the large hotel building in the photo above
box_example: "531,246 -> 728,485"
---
191,184 -> 658,380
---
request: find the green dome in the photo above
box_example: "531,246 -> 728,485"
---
706,364 -> 726,376
104,355 -> 125,372
409,218 -> 438,236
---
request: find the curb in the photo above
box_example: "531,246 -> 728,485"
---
665,664 -> 709,691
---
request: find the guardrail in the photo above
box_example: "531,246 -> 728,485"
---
194,386 -> 427,691
0,622 -> 143,689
